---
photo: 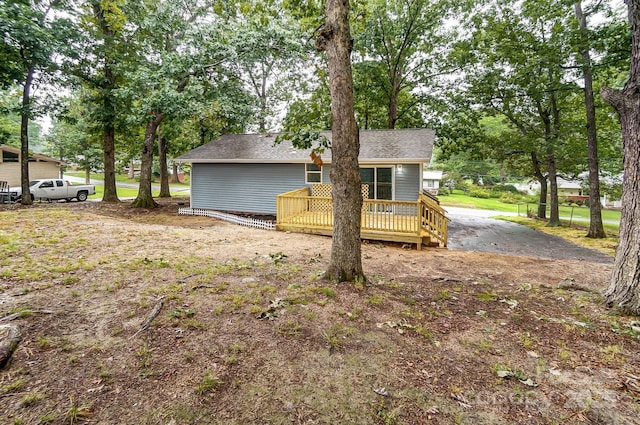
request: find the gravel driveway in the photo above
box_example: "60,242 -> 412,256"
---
445,206 -> 613,263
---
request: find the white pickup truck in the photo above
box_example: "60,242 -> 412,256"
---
10,179 -> 96,202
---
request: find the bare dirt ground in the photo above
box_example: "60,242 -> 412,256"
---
0,198 -> 639,425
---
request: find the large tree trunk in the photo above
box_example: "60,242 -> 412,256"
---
535,94 -> 561,225
316,0 -> 364,282
601,0 -> 640,314
259,73 -> 268,132
158,132 -> 171,198
170,163 -> 179,183
93,1 -> 119,203
20,66 -> 34,206
547,151 -> 560,227
128,159 -> 135,179
575,2 -> 606,238
548,93 -> 562,227
132,113 -> 164,208
102,123 -> 119,202
387,78 -> 400,129
531,151 -> 547,218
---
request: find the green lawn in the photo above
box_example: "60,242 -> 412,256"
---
64,171 -> 189,199
89,185 -> 187,199
439,191 -> 521,212
439,190 -> 621,233
65,171 -> 190,186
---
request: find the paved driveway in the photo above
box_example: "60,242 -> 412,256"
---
444,207 -> 613,263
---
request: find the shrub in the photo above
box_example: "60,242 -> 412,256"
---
469,187 -> 492,198
500,192 -> 526,204
490,184 -> 520,194
456,181 -> 472,193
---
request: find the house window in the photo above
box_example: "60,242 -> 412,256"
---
360,167 -> 393,200
2,151 -> 18,162
305,163 -> 322,184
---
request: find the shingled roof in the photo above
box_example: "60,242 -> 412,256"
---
175,128 -> 435,164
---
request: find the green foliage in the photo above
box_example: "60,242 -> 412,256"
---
490,184 -> 520,194
166,308 -> 197,319
231,14 -> 306,131
499,192 -> 527,204
195,372 -> 222,396
282,78 -> 332,131
275,130 -> 330,154
468,187 -> 491,199
269,251 -> 288,265
352,0 -> 448,129
322,323 -> 355,351
437,0 -> 626,206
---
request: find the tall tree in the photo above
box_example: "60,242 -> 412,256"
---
316,0 -> 364,281
42,96 -> 102,183
123,0 -> 229,208
0,0 -> 71,205
232,14 -> 305,132
574,1 -> 606,238
444,0 -> 586,224
602,0 -> 640,314
81,0 -> 127,202
157,131 -> 170,197
353,0 -> 444,129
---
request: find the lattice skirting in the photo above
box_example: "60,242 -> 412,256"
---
178,208 -> 275,230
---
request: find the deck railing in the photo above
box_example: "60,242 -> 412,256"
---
418,192 -> 448,247
276,186 -> 448,248
276,187 -> 311,222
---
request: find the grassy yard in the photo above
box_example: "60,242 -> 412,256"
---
65,171 -> 190,186
1,201 -> 637,424
440,190 -> 620,255
64,171 -> 189,199
89,186 -> 170,199
439,191 -> 521,213
440,190 -> 621,232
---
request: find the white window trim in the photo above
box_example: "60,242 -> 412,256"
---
305,163 -> 322,184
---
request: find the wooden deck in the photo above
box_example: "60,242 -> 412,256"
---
276,185 -> 448,249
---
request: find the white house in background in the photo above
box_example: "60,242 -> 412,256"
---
516,176 -> 622,208
556,177 -> 584,197
515,178 -> 583,197
422,170 -> 443,195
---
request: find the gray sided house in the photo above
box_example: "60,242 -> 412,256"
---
175,129 -> 435,215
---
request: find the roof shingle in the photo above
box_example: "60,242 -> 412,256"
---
175,128 -> 435,164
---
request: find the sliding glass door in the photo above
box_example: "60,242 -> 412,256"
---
360,167 -> 393,200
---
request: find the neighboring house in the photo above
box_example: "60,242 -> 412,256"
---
556,177 -> 584,197
516,176 -> 622,208
175,128 -> 436,215
515,178 -> 584,198
0,144 -> 65,187
422,170 -> 443,195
